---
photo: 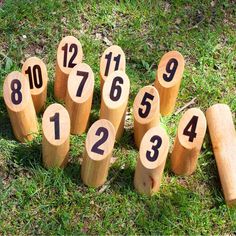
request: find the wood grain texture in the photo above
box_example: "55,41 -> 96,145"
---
171,108 -> 207,175
3,71 -> 38,142
134,126 -> 169,196
100,70 -> 130,140
65,63 -> 94,135
42,103 -> 70,168
133,85 -> 160,148
100,45 -> 126,90
154,51 -> 185,116
81,119 -> 115,188
22,56 -> 48,113
206,104 -> 236,207
54,36 -> 83,101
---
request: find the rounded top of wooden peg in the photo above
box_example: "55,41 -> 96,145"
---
67,63 -> 94,103
102,70 -> 130,109
156,51 -> 185,88
57,36 -> 83,75
3,71 -> 31,112
22,56 -> 48,95
100,45 -> 126,81
86,119 -> 115,161
133,85 -> 160,124
178,108 -> 207,149
139,126 -> 169,170
42,103 -> 70,146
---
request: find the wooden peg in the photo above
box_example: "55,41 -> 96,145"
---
206,104 -> 236,207
100,70 -> 130,140
154,51 -> 185,116
3,71 -> 38,142
55,36 -> 83,101
133,85 -> 160,149
171,108 -> 207,175
81,119 -> 115,188
22,56 -> 48,113
65,63 -> 94,135
42,103 -> 70,168
134,126 -> 169,196
100,45 -> 126,90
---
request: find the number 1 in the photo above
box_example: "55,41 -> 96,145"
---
50,112 -> 60,140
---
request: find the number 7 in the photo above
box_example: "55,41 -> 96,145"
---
76,70 -> 89,97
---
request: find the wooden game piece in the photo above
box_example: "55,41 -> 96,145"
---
134,126 -> 169,196
22,56 -> 48,113
206,104 -> 236,207
3,71 -> 38,142
154,51 -> 185,116
100,70 -> 130,140
133,85 -> 160,149
54,36 -> 83,101
171,108 -> 207,175
42,103 -> 70,168
65,63 -> 94,135
100,45 -> 126,90
81,119 -> 115,188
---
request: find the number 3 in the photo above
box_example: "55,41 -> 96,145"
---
146,135 -> 162,162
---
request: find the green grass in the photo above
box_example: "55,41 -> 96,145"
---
0,0 -> 236,234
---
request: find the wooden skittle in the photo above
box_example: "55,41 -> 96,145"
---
133,85 -> 160,149
81,119 -> 115,188
171,108 -> 207,175
65,63 -> 94,135
3,71 -> 38,142
55,36 -> 83,101
154,51 -> 185,116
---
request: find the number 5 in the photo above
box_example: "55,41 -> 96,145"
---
138,92 -> 154,118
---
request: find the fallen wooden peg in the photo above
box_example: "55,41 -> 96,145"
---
54,36 -> 83,101
133,85 -> 160,149
206,104 -> 236,207
100,45 -> 126,90
81,119 -> 115,188
100,70 -> 130,140
22,56 -> 48,113
3,71 -> 38,142
154,51 -> 185,116
65,63 -> 94,135
134,126 -> 169,196
42,103 -> 70,168
171,108 -> 207,175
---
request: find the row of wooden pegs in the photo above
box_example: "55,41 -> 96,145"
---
3,36 -> 236,207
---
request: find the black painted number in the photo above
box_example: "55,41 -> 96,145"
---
91,127 -> 109,155
50,112 -> 60,140
110,76 -> 123,101
138,92 -> 154,118
62,43 -> 78,68
25,65 -> 43,89
183,115 -> 198,142
146,135 -> 162,162
163,58 -> 178,82
11,79 -> 22,105
104,52 -> 121,76
76,70 -> 89,97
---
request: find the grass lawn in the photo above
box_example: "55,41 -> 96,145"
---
0,0 -> 236,234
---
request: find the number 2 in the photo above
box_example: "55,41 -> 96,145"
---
50,112 -> 60,140
163,58 -> 178,82
183,115 -> 198,142
138,92 -> 154,118
146,135 -> 162,162
91,127 -> 109,155
76,70 -> 89,97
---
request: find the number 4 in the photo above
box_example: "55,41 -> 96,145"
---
183,115 -> 198,142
